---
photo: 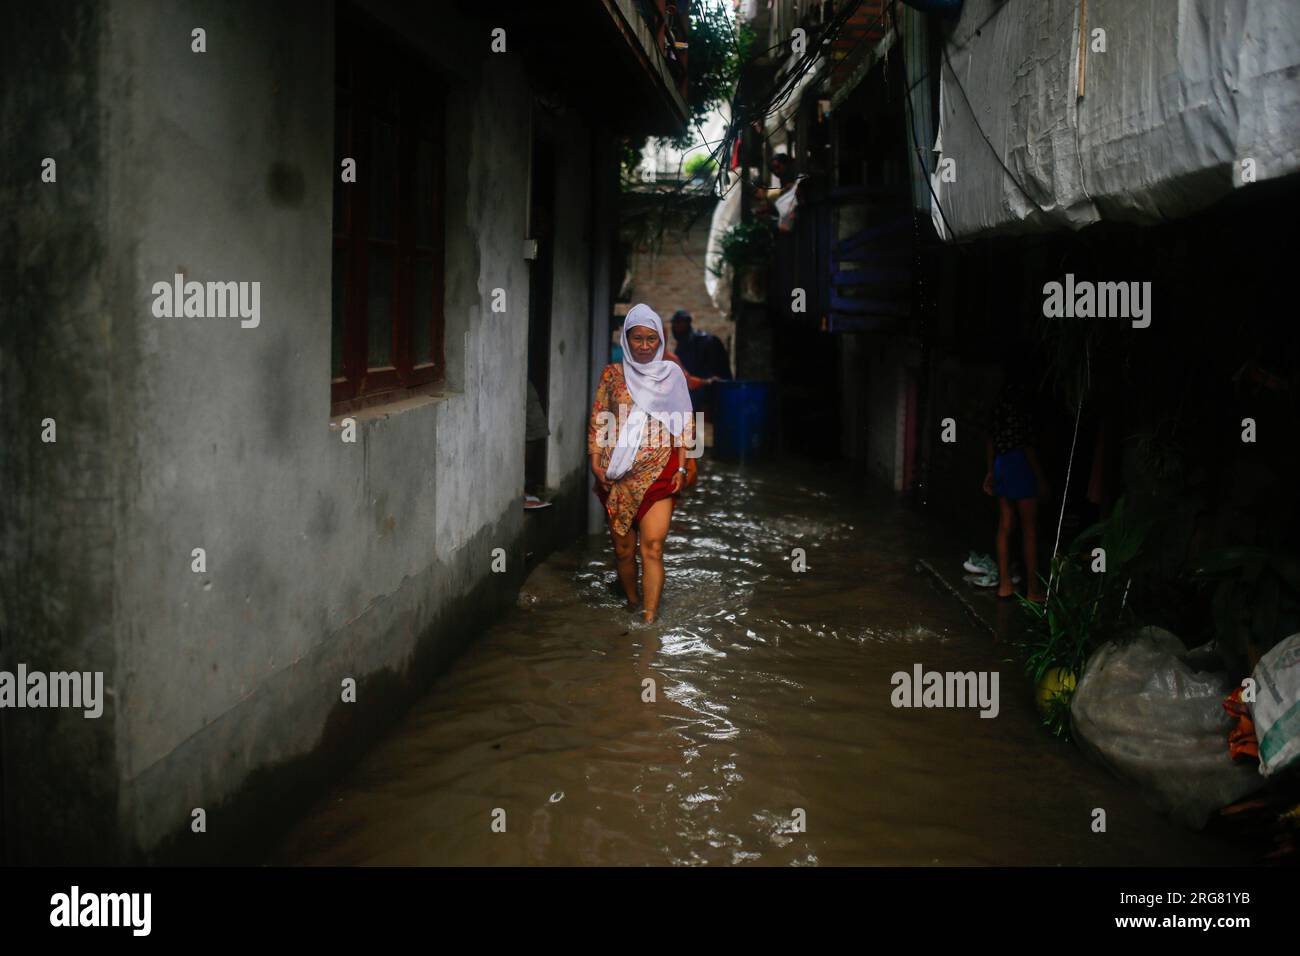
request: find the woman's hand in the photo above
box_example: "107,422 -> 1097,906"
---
591,456 -> 610,491
982,471 -> 994,496
670,470 -> 685,494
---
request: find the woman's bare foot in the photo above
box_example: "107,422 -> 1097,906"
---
996,582 -> 1015,598
641,608 -> 656,624
1026,591 -> 1046,604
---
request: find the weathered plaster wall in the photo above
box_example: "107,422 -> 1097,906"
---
544,114 -> 595,494
0,0 -> 607,862
102,0 -> 560,859
862,337 -> 920,492
1,0 -> 608,862
0,0 -> 122,865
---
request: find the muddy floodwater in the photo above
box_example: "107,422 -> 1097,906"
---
274,462 -> 1249,866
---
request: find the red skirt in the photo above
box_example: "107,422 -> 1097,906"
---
595,455 -> 679,526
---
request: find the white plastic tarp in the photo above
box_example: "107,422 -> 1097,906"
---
705,169 -> 742,309
929,0 -> 1300,241
764,57 -> 825,148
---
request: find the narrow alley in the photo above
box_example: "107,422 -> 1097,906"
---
5,0 -> 1295,933
273,461 -> 1248,866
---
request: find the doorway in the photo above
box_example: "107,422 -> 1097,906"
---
525,125 -> 556,496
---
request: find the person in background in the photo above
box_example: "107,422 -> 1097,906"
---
982,365 -> 1050,602
610,321 -> 624,364
665,350 -> 708,391
669,310 -> 732,383
753,152 -> 797,221
769,152 -> 796,193
761,152 -> 796,199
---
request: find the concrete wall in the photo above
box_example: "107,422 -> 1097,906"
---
523,107 -> 604,553
586,132 -> 620,535
865,340 -> 902,489
2,0 -> 601,862
838,334 -> 869,462
0,0 -> 122,865
541,114 -> 595,494
851,335 -> 920,492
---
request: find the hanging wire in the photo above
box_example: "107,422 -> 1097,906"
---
1045,343 -> 1091,604
707,0 -> 888,198
892,0 -> 958,242
939,40 -> 1051,218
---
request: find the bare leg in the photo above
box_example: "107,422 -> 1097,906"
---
996,497 -> 1016,597
609,523 -> 640,607
637,497 -> 674,623
1018,497 -> 1043,602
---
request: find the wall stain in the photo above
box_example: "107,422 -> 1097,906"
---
266,161 -> 305,207
308,491 -> 338,540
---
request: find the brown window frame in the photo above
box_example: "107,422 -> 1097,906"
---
332,10 -> 446,415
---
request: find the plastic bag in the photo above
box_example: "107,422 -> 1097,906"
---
1070,627 -> 1264,829
1251,632 -> 1300,778
774,187 -> 798,232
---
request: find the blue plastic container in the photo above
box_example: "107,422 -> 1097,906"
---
712,380 -> 775,463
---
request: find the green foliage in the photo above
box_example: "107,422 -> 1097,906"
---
1036,326 -> 1091,413
619,137 -> 645,185
1014,609 -> 1077,738
1118,420 -> 1296,666
1015,555 -> 1118,740
734,20 -> 757,66
1191,545 -> 1300,670
1025,233 -> 1300,701
684,153 -> 718,178
660,2 -> 748,150
1077,484 -> 1200,594
1039,685 -> 1074,740
709,220 -> 772,276
622,4 -> 752,180
1016,560 -> 1093,682
1014,495 -> 1157,738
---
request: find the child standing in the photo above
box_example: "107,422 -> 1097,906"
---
983,373 -> 1050,601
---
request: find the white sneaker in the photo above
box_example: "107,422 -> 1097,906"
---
963,570 -> 1020,588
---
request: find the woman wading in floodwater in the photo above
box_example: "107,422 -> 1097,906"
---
589,304 -> 695,623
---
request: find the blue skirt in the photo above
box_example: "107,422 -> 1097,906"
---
993,448 -> 1039,500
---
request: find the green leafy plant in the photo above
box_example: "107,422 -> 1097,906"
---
622,3 -> 750,181
1014,495 -> 1158,738
1014,558 -> 1098,738
709,220 -> 772,276
1074,495 -> 1153,569
659,0 -> 747,149
1016,563 -> 1090,682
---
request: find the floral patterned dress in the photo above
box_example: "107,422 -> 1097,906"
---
588,363 -> 694,536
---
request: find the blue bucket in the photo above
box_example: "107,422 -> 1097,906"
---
712,381 -> 775,463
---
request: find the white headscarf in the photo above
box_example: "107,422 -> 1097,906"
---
605,303 -> 693,481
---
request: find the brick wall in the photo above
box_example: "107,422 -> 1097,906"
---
625,209 -> 735,370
